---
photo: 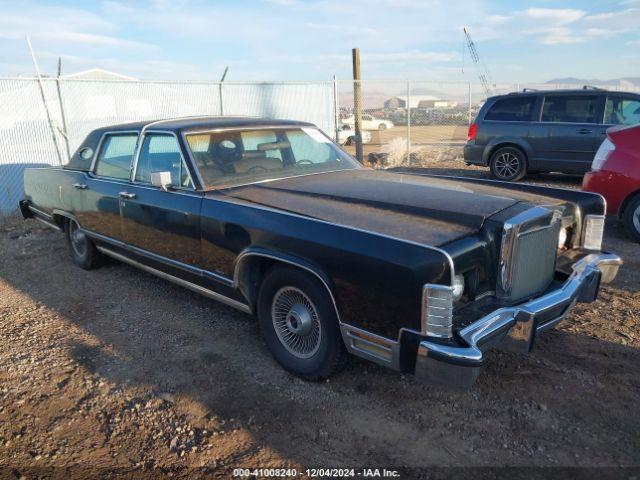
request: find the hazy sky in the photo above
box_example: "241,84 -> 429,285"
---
1,0 -> 638,82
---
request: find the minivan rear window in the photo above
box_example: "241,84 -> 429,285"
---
484,97 -> 536,122
541,95 -> 598,124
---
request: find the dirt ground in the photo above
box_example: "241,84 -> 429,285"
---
0,159 -> 639,479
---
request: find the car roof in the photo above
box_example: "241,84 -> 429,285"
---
488,88 -> 640,102
90,116 -> 315,135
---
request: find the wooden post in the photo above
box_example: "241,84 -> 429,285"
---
352,48 -> 363,163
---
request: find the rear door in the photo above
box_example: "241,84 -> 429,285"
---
120,131 -> 203,267
75,132 -> 138,240
536,94 -> 601,173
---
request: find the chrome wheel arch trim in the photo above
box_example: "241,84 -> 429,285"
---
233,250 -> 342,323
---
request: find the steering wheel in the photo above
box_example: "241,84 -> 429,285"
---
295,159 -> 314,166
247,166 -> 269,175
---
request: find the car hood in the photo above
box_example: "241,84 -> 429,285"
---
216,169 -> 524,246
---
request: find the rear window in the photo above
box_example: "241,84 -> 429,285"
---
541,95 -> 598,124
604,96 -> 640,126
484,96 -> 536,122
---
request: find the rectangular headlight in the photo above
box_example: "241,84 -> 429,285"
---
583,215 -> 605,251
422,284 -> 453,338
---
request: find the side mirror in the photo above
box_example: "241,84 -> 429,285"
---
150,171 -> 172,191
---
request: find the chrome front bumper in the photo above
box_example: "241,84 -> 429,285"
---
414,252 -> 622,389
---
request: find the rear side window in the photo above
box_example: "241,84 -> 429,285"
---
541,95 -> 598,123
484,96 -> 536,122
604,96 -> 640,125
94,134 -> 138,180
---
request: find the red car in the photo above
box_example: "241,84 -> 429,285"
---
583,123 -> 640,242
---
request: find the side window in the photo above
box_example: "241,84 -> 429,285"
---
94,134 -> 138,180
541,95 -> 598,123
604,96 -> 640,125
484,97 -> 536,122
135,133 -> 193,189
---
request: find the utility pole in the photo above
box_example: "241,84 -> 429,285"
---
352,48 -> 363,163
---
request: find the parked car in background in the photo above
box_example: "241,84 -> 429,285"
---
337,125 -> 372,146
20,116 -> 621,388
342,113 -> 394,131
464,87 -> 640,181
582,123 -> 640,242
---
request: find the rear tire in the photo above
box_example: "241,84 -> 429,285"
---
257,266 -> 348,380
489,146 -> 527,181
65,219 -> 102,270
622,194 -> 640,243
378,123 -> 387,131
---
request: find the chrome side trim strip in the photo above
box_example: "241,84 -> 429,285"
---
96,246 -> 251,314
83,229 -> 234,287
34,216 -> 62,231
28,204 -> 53,220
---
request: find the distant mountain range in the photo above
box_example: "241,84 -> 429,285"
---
546,77 -> 640,87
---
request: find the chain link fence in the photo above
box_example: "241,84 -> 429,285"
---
336,80 -> 640,168
0,78 -> 334,215
2,77 -> 639,215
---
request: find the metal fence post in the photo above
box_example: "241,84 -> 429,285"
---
333,75 -> 339,142
468,82 -> 472,126
406,80 -> 411,165
56,58 -> 71,162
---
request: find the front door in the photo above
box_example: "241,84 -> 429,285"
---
535,94 -> 602,173
120,132 -> 202,267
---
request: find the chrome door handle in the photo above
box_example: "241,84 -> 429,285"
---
578,128 -> 593,134
119,191 -> 136,199
73,183 -> 88,190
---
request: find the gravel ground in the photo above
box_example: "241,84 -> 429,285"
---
0,161 -> 638,479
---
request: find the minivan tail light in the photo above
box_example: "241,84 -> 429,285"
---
468,123 -> 478,142
591,137 -> 615,171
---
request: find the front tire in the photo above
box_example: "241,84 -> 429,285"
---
65,219 -> 102,270
257,266 -> 348,380
622,194 -> 640,243
378,123 -> 387,131
489,146 -> 527,181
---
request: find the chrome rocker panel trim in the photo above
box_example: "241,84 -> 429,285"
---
415,252 -> 622,389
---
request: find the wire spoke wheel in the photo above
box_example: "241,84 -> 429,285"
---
271,286 -> 322,359
69,221 -> 87,257
494,152 -> 521,178
633,204 -> 640,234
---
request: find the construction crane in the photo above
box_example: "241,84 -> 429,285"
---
463,27 -> 494,98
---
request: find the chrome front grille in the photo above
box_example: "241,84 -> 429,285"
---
498,207 -> 561,303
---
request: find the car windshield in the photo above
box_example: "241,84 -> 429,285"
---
185,127 -> 361,188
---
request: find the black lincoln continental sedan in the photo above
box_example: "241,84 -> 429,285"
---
20,116 -> 622,388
